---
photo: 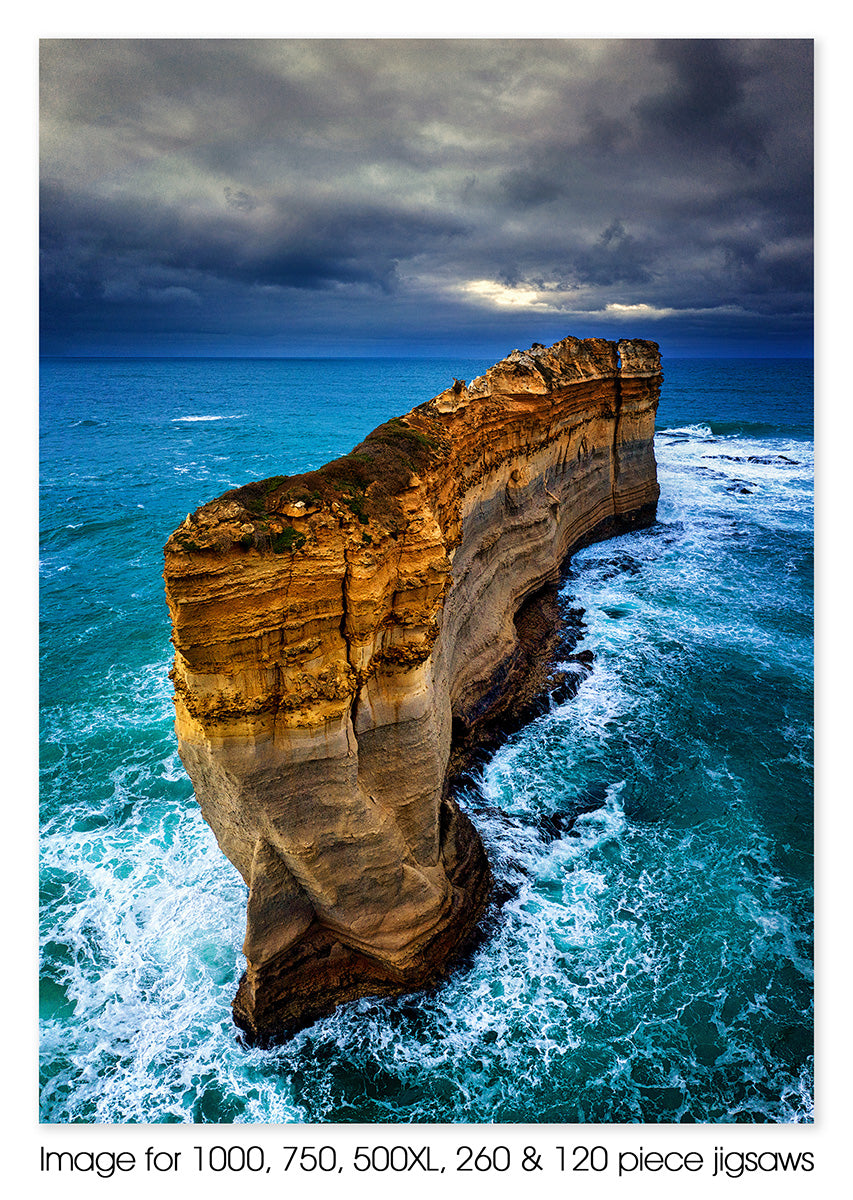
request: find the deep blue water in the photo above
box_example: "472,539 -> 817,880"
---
39,356 -> 813,1123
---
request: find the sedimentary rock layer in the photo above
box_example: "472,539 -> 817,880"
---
163,335 -> 662,1042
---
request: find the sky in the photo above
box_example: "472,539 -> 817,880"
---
39,38 -> 814,359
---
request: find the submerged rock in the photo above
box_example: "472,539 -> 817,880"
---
163,333 -> 662,1042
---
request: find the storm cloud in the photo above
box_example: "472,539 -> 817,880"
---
39,38 -> 813,356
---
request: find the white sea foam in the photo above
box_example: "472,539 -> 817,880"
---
656,422 -> 714,439
171,414 -> 247,422
40,798 -> 251,1122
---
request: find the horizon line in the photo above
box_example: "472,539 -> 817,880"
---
39,351 -> 816,362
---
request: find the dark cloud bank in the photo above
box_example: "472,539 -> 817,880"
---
40,39 -> 813,357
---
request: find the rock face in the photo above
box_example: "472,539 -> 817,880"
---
163,334 -> 662,1042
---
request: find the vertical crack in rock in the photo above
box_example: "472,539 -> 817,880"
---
340,557 -> 359,758
163,333 -> 662,1043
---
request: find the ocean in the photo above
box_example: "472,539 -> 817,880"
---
38,355 -> 813,1124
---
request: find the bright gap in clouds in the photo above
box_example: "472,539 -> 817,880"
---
603,302 -> 675,319
458,281 -> 678,320
460,279 -> 552,308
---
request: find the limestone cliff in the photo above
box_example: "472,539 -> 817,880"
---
163,334 -> 662,1042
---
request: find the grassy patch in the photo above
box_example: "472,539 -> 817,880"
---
270,528 -> 307,554
221,408 -> 448,533
341,490 -> 369,523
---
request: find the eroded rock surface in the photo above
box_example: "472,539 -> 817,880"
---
163,334 -> 662,1041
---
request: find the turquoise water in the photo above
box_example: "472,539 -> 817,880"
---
39,357 -> 813,1123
